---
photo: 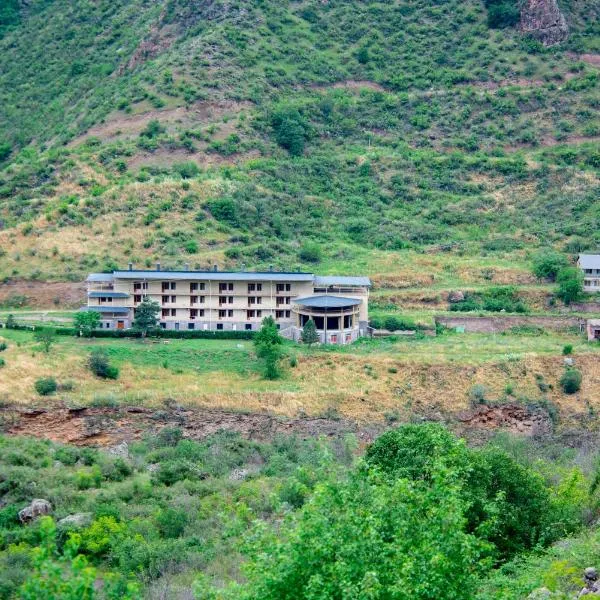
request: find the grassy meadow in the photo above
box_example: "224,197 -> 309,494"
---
1,324 -> 599,425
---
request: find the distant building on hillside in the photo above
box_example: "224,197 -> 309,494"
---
578,255 -> 600,292
83,264 -> 371,344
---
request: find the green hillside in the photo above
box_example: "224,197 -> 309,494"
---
0,0 -> 599,286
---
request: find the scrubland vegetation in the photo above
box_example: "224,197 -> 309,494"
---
2,425 -> 600,598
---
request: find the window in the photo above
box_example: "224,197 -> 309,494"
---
188,323 -> 195,330
191,296 -> 198,304
190,282 -> 205,292
276,310 -> 283,319
170,309 -> 176,317
276,297 -> 291,306
219,283 -> 234,292
216,323 -> 223,330
219,296 -> 228,305
245,324 -> 252,331
134,295 -> 142,303
276,283 -> 291,292
171,295 -> 176,303
219,310 -> 227,319
162,309 -> 169,317
228,296 -> 233,304
248,283 -> 255,292
162,295 -> 169,303
134,282 -> 148,291
256,310 -> 262,317
190,309 -> 198,319
228,310 -> 233,317
248,296 -> 262,305
160,322 -> 166,329
247,310 -> 255,319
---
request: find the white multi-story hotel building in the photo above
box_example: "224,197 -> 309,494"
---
84,264 -> 371,344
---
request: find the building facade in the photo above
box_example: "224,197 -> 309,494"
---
578,255 -> 600,292
84,266 -> 371,344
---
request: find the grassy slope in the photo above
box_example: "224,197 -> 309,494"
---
0,0 -> 598,297
1,327 -> 599,425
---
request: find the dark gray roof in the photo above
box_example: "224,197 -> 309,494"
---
81,306 -> 131,314
294,295 -> 363,309
87,273 -> 114,282
314,275 -> 371,287
112,270 -> 315,282
88,291 -> 129,298
579,255 -> 600,269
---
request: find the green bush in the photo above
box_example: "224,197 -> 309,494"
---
88,350 -> 119,379
0,341 -> 7,352
532,251 -> 570,282
365,424 -> 567,560
0,357 -> 5,368
562,344 -> 573,356
34,377 -> 57,396
560,368 -> 582,394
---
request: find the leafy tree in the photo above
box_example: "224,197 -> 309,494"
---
556,267 -> 583,305
254,316 -> 283,379
221,468 -> 485,600
300,319 -> 319,347
19,517 -> 140,600
532,251 -> 570,282
132,297 -> 160,337
484,0 -> 520,28
34,328 -> 56,353
270,106 -> 309,156
74,311 -> 101,337
365,424 -> 564,561
5,314 -> 16,328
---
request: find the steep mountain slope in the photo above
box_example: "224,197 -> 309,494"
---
0,0 -> 598,288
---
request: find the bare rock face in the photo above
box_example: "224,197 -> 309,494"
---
448,290 -> 465,303
19,499 -> 52,523
520,0 -> 569,46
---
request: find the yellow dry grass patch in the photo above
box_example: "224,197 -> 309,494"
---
3,336 -> 600,427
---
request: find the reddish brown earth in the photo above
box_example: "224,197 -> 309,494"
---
0,280 -> 85,309
1,402 -> 555,448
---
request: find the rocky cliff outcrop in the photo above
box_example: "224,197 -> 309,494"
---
520,0 -> 569,46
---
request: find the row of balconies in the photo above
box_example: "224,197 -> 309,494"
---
159,308 -> 293,320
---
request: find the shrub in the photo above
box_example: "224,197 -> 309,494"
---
298,242 -> 322,263
0,357 -> 4,368
562,344 -> 573,356
270,105 -> 309,156
556,267 -> 584,305
34,377 -> 57,396
469,384 -> 488,406
532,251 -> 570,282
0,341 -> 6,351
560,368 -> 582,394
88,351 -> 119,379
